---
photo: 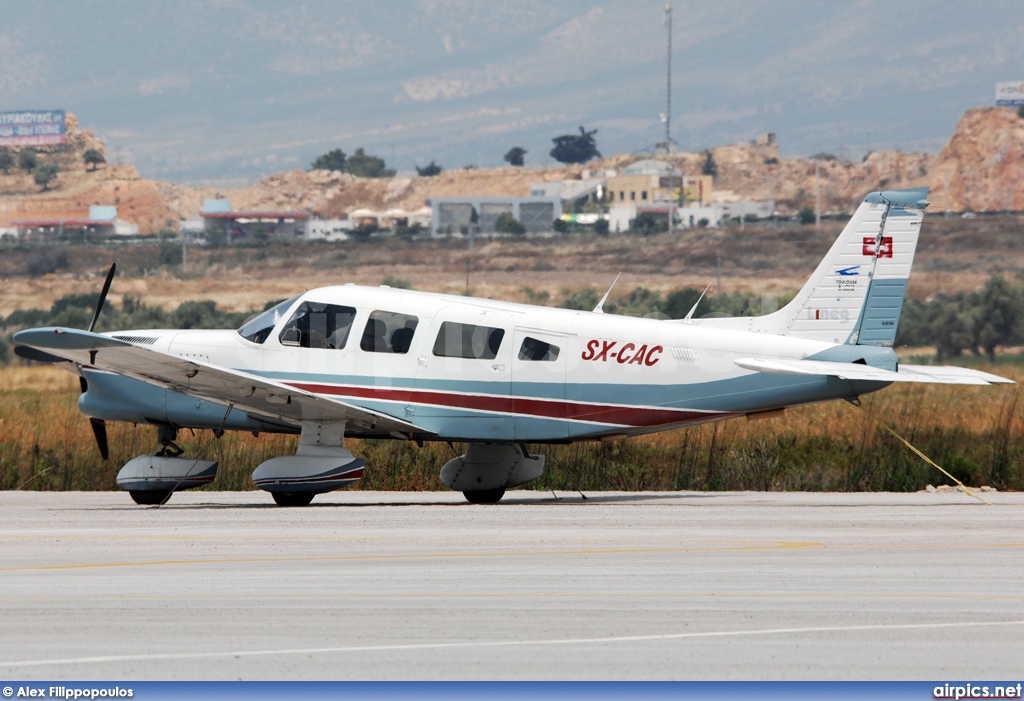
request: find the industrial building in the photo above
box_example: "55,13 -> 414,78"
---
199,199 -> 309,241
605,159 -> 714,208
11,205 -> 139,238
429,196 -> 561,237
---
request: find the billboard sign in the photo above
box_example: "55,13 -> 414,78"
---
0,110 -> 66,146
996,82 -> 1024,106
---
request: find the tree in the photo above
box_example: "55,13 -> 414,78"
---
346,148 -> 395,178
593,218 -> 610,236
311,148 -> 347,172
32,163 -> 58,191
204,221 -> 226,248
973,276 -> 1022,360
19,149 -> 37,173
0,148 -> 13,173
494,212 -> 526,236
812,152 -> 837,162
83,148 -> 106,171
798,207 -> 816,225
348,221 -> 380,242
504,146 -> 526,167
549,126 -> 600,164
631,212 -> 664,236
415,160 -> 443,177
701,150 -> 718,177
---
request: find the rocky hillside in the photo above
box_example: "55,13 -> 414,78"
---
0,113 -> 171,232
4,107 -> 1024,232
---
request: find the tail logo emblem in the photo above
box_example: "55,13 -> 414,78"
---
862,236 -> 893,258
837,266 -> 861,276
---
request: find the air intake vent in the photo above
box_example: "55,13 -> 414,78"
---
113,334 -> 159,346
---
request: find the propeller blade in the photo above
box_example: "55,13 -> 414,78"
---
88,263 -> 117,334
13,345 -> 68,364
89,418 -> 109,461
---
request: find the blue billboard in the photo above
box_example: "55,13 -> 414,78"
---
0,109 -> 67,146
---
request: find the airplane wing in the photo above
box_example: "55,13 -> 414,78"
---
13,327 -> 426,434
735,357 -> 1014,386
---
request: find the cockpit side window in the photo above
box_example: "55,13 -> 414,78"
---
432,322 -> 505,360
360,311 -> 419,354
518,337 -> 560,361
237,296 -> 299,344
278,302 -> 357,349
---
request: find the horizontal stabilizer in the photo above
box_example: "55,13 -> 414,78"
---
735,357 -> 1014,386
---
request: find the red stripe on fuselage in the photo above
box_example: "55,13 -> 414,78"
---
284,382 -> 722,427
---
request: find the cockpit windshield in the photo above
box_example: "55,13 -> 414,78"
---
237,296 -> 299,343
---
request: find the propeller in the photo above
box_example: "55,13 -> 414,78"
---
79,263 -> 117,461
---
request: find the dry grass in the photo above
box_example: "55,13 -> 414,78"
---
1,364 -> 1020,494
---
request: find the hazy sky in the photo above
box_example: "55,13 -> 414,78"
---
3,0 -> 1022,184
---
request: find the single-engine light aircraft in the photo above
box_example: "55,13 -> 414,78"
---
13,187 -> 1012,506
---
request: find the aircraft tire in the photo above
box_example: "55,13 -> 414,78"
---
462,487 -> 506,504
129,490 -> 173,505
272,492 -> 315,507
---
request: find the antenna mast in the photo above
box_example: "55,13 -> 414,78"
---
655,2 -> 677,155
665,0 -> 672,145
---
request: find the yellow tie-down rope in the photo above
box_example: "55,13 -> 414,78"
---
852,402 -> 993,506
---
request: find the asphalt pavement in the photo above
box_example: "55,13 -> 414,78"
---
1,489 -> 1022,680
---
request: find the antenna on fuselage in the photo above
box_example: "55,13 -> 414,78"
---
593,272 -> 622,314
683,283 -> 712,320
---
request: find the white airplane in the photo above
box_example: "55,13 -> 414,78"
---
13,187 -> 1012,506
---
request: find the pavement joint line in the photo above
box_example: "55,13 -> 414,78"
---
3,541 -> 1023,573
2,592 -> 1024,601
0,542 -> 828,571
1,619 -> 1022,670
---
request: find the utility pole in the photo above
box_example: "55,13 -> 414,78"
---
664,0 -> 672,146
814,158 -> 821,229
175,151 -> 187,274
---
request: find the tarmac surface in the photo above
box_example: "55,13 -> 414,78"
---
0,489 -> 1022,680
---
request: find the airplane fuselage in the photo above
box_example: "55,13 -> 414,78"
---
79,285 -> 894,443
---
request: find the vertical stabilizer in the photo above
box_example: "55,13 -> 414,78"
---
690,188 -> 928,346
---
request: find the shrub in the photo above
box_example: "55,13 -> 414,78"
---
346,148 -> 395,178
415,161 -> 442,177
798,207 -> 816,225
494,212 -> 526,235
18,150 -> 37,173
311,149 -> 346,172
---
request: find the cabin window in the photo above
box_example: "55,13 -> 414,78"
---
518,337 -> 560,362
278,301 -> 357,349
432,322 -> 505,360
360,311 -> 419,354
237,296 -> 299,344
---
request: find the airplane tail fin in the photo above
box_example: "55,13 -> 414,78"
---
692,187 -> 928,346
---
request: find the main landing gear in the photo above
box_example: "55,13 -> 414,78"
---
440,443 -> 545,505
117,426 -> 218,506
